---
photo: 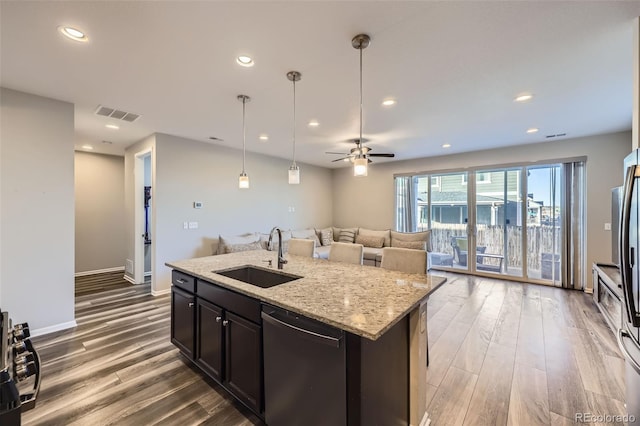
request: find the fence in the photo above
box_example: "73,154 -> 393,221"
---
425,223 -> 561,270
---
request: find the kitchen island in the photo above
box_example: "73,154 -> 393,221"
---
166,250 -> 447,426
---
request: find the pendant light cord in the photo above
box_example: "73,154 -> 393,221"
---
292,78 -> 297,166
242,97 -> 246,173
359,42 -> 363,152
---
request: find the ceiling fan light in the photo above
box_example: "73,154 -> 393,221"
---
354,157 -> 368,177
288,165 -> 300,184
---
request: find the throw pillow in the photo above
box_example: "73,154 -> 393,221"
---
338,228 -> 357,243
292,228 -> 322,248
355,234 -> 385,248
320,228 -> 333,246
224,240 -> 263,253
392,240 -> 426,250
390,230 -> 431,251
332,227 -> 342,242
219,233 -> 260,254
358,228 -> 391,247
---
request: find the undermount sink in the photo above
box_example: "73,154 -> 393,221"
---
214,265 -> 302,288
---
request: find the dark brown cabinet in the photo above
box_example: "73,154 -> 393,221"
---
196,298 -> 223,381
171,287 -> 195,359
171,271 -> 263,416
225,311 -> 262,412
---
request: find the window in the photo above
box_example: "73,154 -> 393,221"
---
462,172 -> 491,185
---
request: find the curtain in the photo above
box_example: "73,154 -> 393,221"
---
560,162 -> 586,289
395,176 -> 417,232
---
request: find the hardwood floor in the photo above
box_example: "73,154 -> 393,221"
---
24,273 -> 626,425
75,270 -> 133,296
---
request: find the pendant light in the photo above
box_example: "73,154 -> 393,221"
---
287,71 -> 301,184
352,34 -> 370,177
238,94 -> 250,189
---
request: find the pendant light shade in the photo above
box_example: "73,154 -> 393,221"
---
353,157 -> 368,177
287,71 -> 301,184
352,34 -> 370,178
237,95 -> 250,189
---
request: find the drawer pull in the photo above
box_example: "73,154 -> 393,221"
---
216,316 -> 222,322
188,302 -> 194,308
176,278 -> 187,284
222,320 -> 229,326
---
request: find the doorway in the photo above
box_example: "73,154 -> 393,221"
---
134,149 -> 153,285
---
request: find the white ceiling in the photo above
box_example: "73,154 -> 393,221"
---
2,1 -> 640,168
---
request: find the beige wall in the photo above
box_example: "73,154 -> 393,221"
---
74,152 -> 126,273
332,131 -> 631,290
126,133 -> 333,294
0,88 -> 75,333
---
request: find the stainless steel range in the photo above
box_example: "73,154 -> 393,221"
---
0,310 -> 41,425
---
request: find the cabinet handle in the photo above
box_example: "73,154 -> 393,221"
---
215,316 -> 222,322
222,320 -> 229,326
176,279 -> 186,284
188,302 -> 194,308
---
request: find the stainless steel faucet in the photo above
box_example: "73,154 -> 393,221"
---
268,226 -> 288,270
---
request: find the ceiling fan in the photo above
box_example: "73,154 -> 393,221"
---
326,138 -> 395,163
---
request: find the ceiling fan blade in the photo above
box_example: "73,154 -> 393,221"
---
325,151 -> 348,155
367,153 -> 395,158
331,157 -> 351,162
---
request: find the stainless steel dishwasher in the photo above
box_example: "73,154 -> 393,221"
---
261,305 -> 346,426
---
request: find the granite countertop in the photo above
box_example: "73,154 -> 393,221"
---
166,250 -> 447,341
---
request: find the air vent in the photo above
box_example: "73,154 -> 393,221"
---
545,133 -> 567,139
94,105 -> 141,122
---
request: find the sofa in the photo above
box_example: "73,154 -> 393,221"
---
212,227 -> 432,270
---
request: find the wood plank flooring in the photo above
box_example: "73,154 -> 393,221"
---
75,270 -> 133,296
23,272 -> 626,425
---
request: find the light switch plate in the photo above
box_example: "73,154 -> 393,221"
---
183,222 -> 188,230
194,201 -> 203,209
188,221 -> 198,229
604,222 -> 611,231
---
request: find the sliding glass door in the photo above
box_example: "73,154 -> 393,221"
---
396,160 -> 584,287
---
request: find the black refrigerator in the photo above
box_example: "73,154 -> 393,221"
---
618,150 -> 640,419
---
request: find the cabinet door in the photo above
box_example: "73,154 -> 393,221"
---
225,311 -> 262,413
196,298 -> 224,381
171,287 -> 195,359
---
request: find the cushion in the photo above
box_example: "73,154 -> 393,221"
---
332,227 -> 342,242
355,234 -> 385,248
338,228 -> 357,243
315,245 -> 331,259
259,230 -> 292,251
358,228 -> 391,247
362,247 -> 383,261
392,240 -> 426,250
292,228 -> 321,247
319,228 -> 333,246
224,240 -> 263,253
390,230 -> 431,251
218,233 -> 260,254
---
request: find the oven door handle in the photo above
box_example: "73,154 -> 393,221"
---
18,339 -> 42,411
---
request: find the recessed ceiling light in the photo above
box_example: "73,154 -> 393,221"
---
526,127 -> 539,134
514,94 -> 533,102
105,124 -> 119,130
442,143 -> 451,148
236,56 -> 254,67
308,120 -> 319,127
382,99 -> 396,106
81,144 -> 93,150
58,26 -> 88,42
259,134 -> 269,141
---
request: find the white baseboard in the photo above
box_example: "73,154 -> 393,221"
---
30,320 -> 77,338
75,266 -> 125,277
123,275 -> 136,284
151,288 -> 171,296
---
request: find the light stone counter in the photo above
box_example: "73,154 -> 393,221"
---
166,249 -> 447,341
